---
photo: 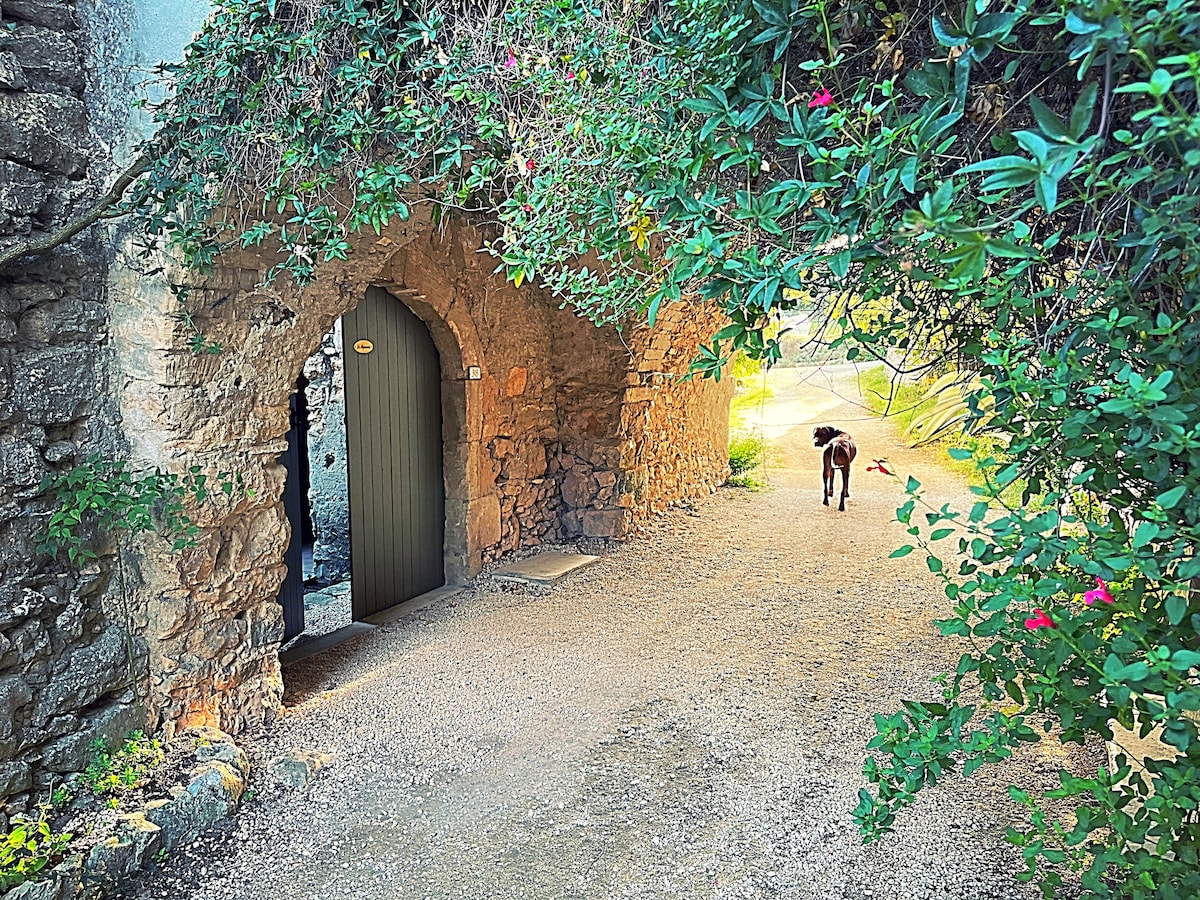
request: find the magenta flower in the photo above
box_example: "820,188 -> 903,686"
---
808,88 -> 833,109
1024,609 -> 1055,630
525,159 -> 536,172
1083,577 -> 1114,606
566,71 -> 576,80
522,203 -> 533,213
504,49 -> 517,68
866,459 -> 893,475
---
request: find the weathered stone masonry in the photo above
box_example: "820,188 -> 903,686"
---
0,0 -> 143,826
0,0 -> 733,821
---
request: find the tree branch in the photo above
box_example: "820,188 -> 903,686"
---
0,154 -> 152,271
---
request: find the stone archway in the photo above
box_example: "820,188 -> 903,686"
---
105,211 -> 732,736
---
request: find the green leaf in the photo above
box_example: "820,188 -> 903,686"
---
1069,82 -> 1098,137
1170,649 -> 1200,671
1157,485 -> 1187,509
899,155 -> 918,193
1165,595 -> 1188,627
1028,95 -> 1070,140
1149,68 -> 1173,98
931,14 -> 967,47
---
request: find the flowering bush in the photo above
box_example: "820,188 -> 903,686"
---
125,0 -> 1199,894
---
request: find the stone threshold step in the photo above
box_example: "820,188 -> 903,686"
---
491,551 -> 601,586
280,585 -> 458,665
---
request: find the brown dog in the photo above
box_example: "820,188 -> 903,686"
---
813,426 -> 857,511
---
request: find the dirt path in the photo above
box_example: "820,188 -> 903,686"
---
132,367 -> 1054,900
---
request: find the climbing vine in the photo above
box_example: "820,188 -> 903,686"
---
104,0 -> 1200,895
39,458 -> 242,701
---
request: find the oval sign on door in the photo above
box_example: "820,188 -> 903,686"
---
353,339 -> 374,354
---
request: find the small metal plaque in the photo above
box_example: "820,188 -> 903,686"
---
353,339 -> 374,354
466,365 -> 482,380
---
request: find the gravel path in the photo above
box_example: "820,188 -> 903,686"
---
129,367 -> 1077,900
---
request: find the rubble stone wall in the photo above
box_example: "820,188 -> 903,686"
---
0,0 -> 145,826
620,302 -> 734,527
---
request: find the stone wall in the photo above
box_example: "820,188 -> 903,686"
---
0,0 -> 146,826
552,303 -> 734,540
377,225 -> 632,562
620,302 -> 734,525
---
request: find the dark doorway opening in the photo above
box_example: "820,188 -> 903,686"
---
279,288 -> 447,649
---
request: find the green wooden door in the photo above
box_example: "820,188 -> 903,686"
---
342,286 -> 445,618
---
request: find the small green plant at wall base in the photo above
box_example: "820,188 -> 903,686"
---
48,786 -> 73,811
727,430 -> 766,488
0,812 -> 72,891
82,731 -> 164,800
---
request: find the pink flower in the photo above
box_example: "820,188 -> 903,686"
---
522,203 -> 533,213
525,159 -> 536,172
808,88 -> 833,109
1024,609 -> 1055,630
1083,577 -> 1114,606
566,71 -> 576,80
504,49 -> 517,68
866,459 -> 893,475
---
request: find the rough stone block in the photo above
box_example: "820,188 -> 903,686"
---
268,748 -> 333,789
192,726 -> 250,778
0,437 -> 42,487
37,628 -> 126,719
0,761 -> 31,797
11,346 -> 96,424
0,159 -> 47,216
505,366 -> 527,396
581,509 -> 627,538
18,296 -> 107,344
10,26 -> 82,93
0,675 -> 33,739
1,857 -> 79,900
0,93 -> 87,174
0,1 -> 76,29
505,441 -> 547,481
471,494 -> 501,550
142,759 -> 245,850
0,52 -> 26,91
85,813 -> 162,885
42,441 -> 75,464
561,467 -> 597,509
39,699 -> 143,773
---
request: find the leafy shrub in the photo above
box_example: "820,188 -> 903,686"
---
728,430 -> 766,488
83,732 -> 164,801
109,0 -> 1200,892
0,813 -> 71,891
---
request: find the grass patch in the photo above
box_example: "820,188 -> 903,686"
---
730,380 -> 771,431
727,429 -> 767,490
83,731 -> 164,808
0,811 -> 72,891
857,365 -> 933,432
